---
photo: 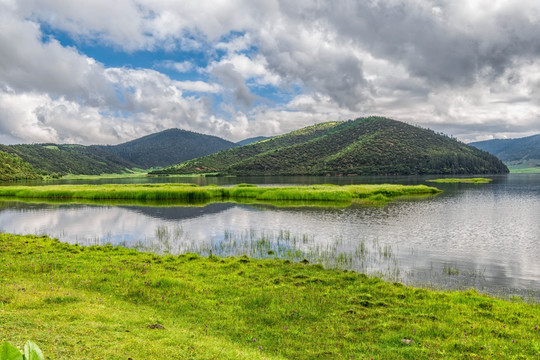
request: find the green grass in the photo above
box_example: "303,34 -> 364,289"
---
59,170 -> 149,180
509,167 -> 540,174
0,183 -> 441,206
1,234 -> 538,359
427,178 -> 493,184
504,159 -> 540,173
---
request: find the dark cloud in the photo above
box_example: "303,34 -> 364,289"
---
212,63 -> 259,108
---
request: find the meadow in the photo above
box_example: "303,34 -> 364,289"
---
0,234 -> 538,359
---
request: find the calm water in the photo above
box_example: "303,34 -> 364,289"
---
1,174 -> 539,299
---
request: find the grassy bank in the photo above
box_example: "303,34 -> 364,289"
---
0,183 -> 441,205
427,178 -> 492,184
58,171 -> 149,181
509,167 -> 540,174
0,234 -> 538,359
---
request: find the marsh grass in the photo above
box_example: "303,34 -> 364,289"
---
1,234 -> 539,359
138,226 -> 483,288
0,183 -> 441,206
427,178 -> 492,184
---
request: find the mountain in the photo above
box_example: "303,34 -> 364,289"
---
0,144 -> 138,176
236,136 -> 270,146
151,121 -> 341,175
0,150 -> 41,181
0,129 -> 237,176
470,134 -> 540,166
95,128 -> 237,169
153,117 -> 508,176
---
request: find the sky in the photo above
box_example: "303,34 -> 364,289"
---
1,0 -> 540,145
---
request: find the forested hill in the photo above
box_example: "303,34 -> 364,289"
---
0,144 -> 138,176
95,129 -> 237,169
0,150 -> 41,181
470,134 -> 540,163
151,121 -> 342,175
0,129 -> 237,176
153,117 -> 509,176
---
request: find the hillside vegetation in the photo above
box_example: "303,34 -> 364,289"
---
0,144 -> 137,176
0,129 -> 237,176
0,151 -> 41,181
95,128 -> 237,169
154,117 -> 509,176
151,121 -> 342,175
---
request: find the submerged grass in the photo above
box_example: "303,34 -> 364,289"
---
427,178 -> 492,184
1,234 -> 539,359
0,183 -> 441,205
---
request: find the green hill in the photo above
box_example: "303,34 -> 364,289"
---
154,117 -> 509,176
0,129 -> 237,176
0,144 -> 137,176
95,128 -> 237,169
0,150 -> 41,181
470,134 -> 540,171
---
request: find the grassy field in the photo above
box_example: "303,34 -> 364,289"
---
58,171 -> 149,180
508,167 -> 540,174
0,183 -> 441,205
0,234 -> 538,359
427,178 -> 492,184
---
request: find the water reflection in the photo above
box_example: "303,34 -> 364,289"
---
0,174 -> 539,300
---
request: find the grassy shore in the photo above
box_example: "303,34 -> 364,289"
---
427,178 -> 492,184
1,234 -> 539,359
57,172 -> 149,181
509,167 -> 540,174
0,183 -> 440,205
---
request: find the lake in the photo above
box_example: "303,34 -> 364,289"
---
1,174 -> 539,300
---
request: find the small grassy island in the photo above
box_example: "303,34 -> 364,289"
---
0,183 -> 441,206
1,234 -> 538,359
427,178 -> 493,184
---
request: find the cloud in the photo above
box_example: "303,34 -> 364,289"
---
0,9 -> 114,106
209,54 -> 281,87
159,60 -> 194,73
211,63 -> 259,108
2,0 -> 540,145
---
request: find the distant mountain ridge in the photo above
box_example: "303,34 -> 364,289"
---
153,117 -> 508,176
94,128 -> 237,169
470,134 -> 540,162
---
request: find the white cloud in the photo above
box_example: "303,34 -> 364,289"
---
159,60 -> 194,73
2,0 -> 540,145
